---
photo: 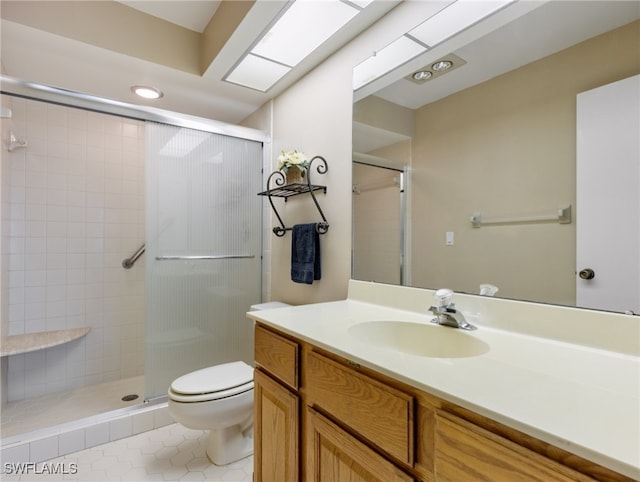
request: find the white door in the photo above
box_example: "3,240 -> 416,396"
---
576,75 -> 640,314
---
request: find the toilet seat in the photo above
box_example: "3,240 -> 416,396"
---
169,361 -> 254,403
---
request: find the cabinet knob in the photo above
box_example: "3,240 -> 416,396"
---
578,268 -> 595,280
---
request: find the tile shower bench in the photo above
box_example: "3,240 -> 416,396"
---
0,327 -> 91,357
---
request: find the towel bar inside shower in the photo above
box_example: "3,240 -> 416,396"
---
258,155 -> 330,237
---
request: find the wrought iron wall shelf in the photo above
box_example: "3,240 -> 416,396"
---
258,155 -> 329,237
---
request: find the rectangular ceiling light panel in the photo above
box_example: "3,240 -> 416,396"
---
409,0 -> 515,47
225,54 -> 292,92
252,0 -> 360,67
225,0 -> 364,91
353,35 -> 427,90
349,0 -> 375,7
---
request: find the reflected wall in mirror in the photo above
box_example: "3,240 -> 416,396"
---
352,162 -> 405,285
353,1 -> 640,313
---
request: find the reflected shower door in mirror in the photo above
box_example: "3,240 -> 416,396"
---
352,162 -> 406,286
351,1 -> 640,313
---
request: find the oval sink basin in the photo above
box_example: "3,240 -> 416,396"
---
348,321 -> 490,358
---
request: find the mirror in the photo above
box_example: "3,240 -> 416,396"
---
352,1 -> 640,313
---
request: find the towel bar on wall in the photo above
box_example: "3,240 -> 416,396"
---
470,204 -> 572,228
258,155 -> 330,237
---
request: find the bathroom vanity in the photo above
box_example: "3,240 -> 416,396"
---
248,280 -> 639,482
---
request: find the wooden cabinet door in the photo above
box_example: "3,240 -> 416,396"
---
306,408 -> 415,482
254,369 -> 299,482
434,412 -> 596,482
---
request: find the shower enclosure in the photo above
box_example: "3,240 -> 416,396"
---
0,83 -> 264,442
145,122 -> 262,399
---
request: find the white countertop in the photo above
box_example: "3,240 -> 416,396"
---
248,281 -> 640,480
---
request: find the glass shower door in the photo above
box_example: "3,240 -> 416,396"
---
145,122 -> 262,399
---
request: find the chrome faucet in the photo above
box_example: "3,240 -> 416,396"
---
429,288 -> 477,331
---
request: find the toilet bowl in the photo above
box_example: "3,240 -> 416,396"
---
168,361 -> 254,465
168,302 -> 291,465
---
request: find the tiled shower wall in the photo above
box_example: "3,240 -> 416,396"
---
3,95 -> 145,402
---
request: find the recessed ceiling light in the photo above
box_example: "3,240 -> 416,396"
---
354,0 -> 513,91
405,54 -> 466,85
131,85 -> 163,99
412,70 -> 432,81
431,60 -> 453,72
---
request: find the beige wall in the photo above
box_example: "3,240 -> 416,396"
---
352,162 -> 403,285
242,5 -> 639,307
2,1 -> 201,75
268,56 -> 355,304
411,20 -> 640,306
241,1 -> 426,304
354,96 -> 414,138
245,62 -> 354,305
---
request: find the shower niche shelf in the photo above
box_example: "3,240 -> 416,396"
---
258,155 -> 329,237
1,327 -> 91,357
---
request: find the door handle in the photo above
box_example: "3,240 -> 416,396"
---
578,268 -> 595,280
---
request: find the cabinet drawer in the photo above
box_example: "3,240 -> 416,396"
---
255,324 -> 299,390
434,412 -> 596,482
305,351 -> 414,465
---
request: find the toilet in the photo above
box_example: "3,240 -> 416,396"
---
168,301 -> 290,465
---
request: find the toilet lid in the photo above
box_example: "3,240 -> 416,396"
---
170,361 -> 253,396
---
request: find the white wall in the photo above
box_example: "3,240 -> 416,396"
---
3,96 -> 145,402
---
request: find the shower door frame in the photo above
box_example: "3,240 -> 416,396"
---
1,76 -> 269,407
0,76 -> 268,145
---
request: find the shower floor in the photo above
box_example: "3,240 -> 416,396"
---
1,376 -> 145,440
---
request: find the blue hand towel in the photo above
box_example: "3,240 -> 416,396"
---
291,223 -> 321,284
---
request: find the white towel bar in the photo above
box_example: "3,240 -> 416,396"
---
470,205 -> 571,228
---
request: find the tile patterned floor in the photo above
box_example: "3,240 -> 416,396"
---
1,423 -> 253,481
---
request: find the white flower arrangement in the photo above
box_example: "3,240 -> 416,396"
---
277,150 -> 309,177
